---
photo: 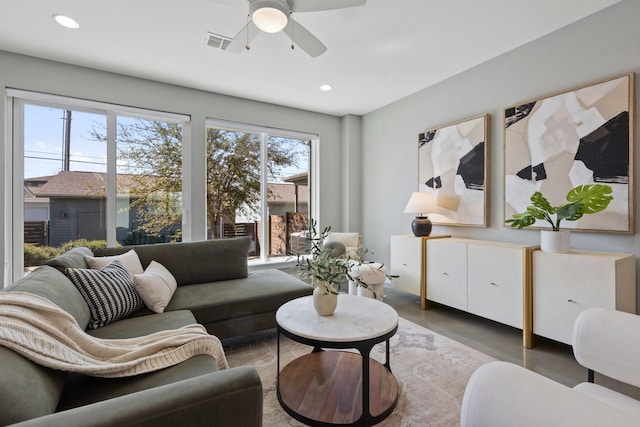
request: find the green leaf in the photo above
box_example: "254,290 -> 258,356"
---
530,192 -> 555,213
556,203 -> 584,221
566,184 -> 613,214
506,213 -> 537,229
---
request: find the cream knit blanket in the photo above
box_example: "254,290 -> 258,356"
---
0,292 -> 228,377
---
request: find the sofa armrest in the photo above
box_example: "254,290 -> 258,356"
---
573,307 -> 640,388
461,361 -> 636,427
10,367 -> 262,427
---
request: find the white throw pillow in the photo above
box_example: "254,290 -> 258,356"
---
85,249 -> 144,275
132,261 -> 177,313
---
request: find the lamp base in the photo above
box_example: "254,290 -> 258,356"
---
411,216 -> 432,237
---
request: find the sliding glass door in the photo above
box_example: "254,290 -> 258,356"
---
206,121 -> 313,262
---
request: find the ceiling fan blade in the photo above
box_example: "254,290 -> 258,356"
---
225,21 -> 261,53
282,18 -> 327,57
289,0 -> 366,13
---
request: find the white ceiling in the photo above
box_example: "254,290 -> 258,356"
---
0,0 -> 622,116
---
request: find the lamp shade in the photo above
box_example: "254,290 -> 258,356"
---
403,192 -> 436,215
251,1 -> 289,33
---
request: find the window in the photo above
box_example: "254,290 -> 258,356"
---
10,90 -> 188,279
115,116 -> 183,245
23,105 -> 108,247
205,120 -> 314,262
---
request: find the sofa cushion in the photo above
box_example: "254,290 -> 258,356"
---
3,266 -> 91,328
166,269 -> 312,325
58,310 -> 219,411
44,246 -> 93,273
94,238 -> 250,286
0,345 -> 66,425
66,260 -> 144,329
85,249 -> 144,275
133,261 -> 177,313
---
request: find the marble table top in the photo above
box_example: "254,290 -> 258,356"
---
276,294 -> 399,342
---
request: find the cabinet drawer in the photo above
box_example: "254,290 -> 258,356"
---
427,240 -> 467,311
468,244 -> 523,328
390,235 -> 422,296
533,251 -> 621,345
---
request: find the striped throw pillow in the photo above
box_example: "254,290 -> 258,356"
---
67,260 -> 144,329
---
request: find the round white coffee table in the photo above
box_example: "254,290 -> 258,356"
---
275,294 -> 399,426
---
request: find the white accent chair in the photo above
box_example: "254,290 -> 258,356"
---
323,232 -> 361,259
460,307 -> 640,427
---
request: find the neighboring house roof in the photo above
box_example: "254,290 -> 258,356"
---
24,175 -> 55,188
26,171 -> 149,198
27,171 -> 107,198
283,172 -> 308,186
25,171 -> 309,204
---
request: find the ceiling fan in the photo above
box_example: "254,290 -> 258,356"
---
225,0 -> 367,57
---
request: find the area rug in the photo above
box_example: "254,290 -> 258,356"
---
223,317 -> 494,426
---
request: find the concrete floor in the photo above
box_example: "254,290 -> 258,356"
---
379,284 -> 640,400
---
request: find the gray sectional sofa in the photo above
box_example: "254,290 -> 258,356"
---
0,237 -> 312,426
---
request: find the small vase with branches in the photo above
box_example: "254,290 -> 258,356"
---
295,220 -> 393,303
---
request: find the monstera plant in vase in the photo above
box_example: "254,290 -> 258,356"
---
506,184 -> 613,253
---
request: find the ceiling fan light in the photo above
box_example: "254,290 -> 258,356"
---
251,0 -> 289,33
252,7 -> 288,33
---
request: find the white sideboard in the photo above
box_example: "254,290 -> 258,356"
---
532,249 -> 636,345
390,235 -> 638,348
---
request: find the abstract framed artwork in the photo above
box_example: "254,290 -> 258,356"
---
418,114 -> 489,227
504,73 -> 634,233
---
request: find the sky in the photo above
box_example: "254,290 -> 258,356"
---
22,104 -> 309,182
24,104 -> 107,178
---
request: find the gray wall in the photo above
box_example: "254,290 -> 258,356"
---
0,51 -> 357,284
361,0 -> 640,306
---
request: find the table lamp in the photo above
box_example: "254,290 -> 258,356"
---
403,192 -> 436,237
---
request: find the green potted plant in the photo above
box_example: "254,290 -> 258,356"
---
506,183 -> 613,252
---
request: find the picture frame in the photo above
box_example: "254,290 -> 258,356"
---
504,73 -> 634,233
418,114 -> 489,227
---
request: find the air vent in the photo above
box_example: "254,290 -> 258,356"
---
206,32 -> 232,51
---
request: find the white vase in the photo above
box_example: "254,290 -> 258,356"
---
540,230 -> 570,253
313,284 -> 338,316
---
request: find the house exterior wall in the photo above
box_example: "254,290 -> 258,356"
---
49,199 -> 106,246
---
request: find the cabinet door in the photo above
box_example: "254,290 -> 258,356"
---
426,240 -> 467,311
533,251 -> 618,345
390,235 -> 422,296
467,244 -> 523,328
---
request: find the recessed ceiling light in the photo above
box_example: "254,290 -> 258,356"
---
320,84 -> 333,92
53,14 -> 79,29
